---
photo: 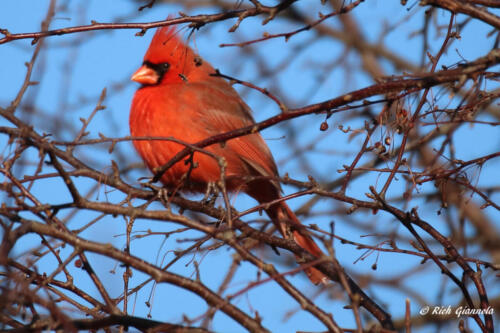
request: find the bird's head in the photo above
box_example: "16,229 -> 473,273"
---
131,25 -> 205,85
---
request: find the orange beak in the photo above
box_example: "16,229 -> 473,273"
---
131,65 -> 159,85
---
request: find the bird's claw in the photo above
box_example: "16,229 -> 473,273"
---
140,182 -> 173,206
202,181 -> 219,206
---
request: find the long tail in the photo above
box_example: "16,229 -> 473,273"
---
270,202 -> 328,285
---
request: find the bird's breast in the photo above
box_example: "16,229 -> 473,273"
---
129,86 -> 223,189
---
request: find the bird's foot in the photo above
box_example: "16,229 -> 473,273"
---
141,182 -> 175,208
156,187 -> 171,206
202,181 -> 219,206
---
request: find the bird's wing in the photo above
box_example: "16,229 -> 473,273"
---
185,80 -> 280,188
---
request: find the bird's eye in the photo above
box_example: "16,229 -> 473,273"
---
143,61 -> 170,75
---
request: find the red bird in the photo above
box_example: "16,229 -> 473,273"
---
130,25 -> 327,284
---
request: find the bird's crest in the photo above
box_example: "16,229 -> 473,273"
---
144,23 -> 193,65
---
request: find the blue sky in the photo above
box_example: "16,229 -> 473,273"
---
1,1 -> 499,332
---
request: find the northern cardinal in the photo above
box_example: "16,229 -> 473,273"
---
130,25 -> 327,284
